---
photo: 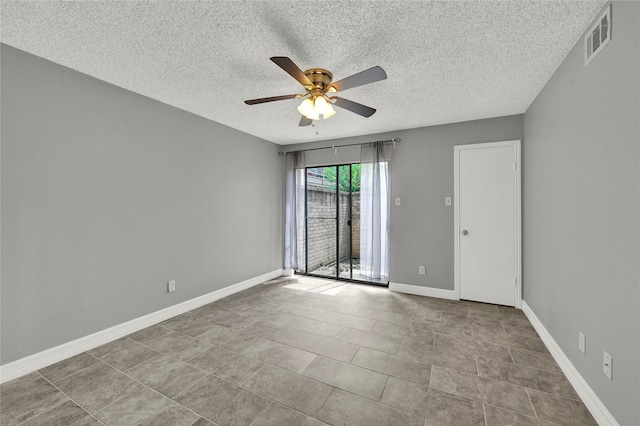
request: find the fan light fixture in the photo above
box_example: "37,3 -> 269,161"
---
245,57 -> 387,127
297,95 -> 336,120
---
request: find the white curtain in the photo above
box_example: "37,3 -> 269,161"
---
284,152 -> 306,271
360,142 -> 393,281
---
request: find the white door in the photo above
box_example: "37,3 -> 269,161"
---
454,140 -> 521,307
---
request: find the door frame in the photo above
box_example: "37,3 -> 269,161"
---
454,140 -> 522,308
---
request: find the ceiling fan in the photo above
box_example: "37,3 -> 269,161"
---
245,57 -> 387,127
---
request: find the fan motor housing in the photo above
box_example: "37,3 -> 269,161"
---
304,68 -> 333,91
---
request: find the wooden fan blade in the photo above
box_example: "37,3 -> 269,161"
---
270,57 -> 313,88
299,116 -> 313,126
244,94 -> 299,105
328,66 -> 387,92
330,97 -> 376,118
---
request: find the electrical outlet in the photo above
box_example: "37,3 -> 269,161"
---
418,265 -> 426,275
168,280 -> 176,292
578,332 -> 586,354
395,197 -> 402,206
603,351 -> 612,380
445,197 -> 452,206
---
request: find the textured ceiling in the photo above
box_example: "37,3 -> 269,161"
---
1,1 -> 605,145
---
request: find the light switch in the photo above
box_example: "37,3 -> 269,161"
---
445,197 -> 452,206
395,197 -> 401,206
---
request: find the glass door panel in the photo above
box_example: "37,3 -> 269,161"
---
338,165 -> 353,279
305,163 -> 382,285
305,166 -> 338,277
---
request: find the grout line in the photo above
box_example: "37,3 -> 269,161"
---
524,387 -> 539,418
482,403 -> 488,426
247,401 -> 273,426
93,381 -> 144,416
35,353 -> 102,385
170,374 -> 210,401
16,375 -> 107,426
80,356 -> 205,422
378,375 -> 390,402
240,363 -> 266,387
428,364 -> 434,388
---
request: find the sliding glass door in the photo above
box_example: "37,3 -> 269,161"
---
305,166 -> 339,278
304,164 -> 379,283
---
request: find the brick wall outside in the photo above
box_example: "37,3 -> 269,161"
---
304,186 -> 360,272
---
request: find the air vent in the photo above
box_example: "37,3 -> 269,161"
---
585,5 -> 611,65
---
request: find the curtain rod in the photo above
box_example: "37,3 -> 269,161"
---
278,137 -> 401,155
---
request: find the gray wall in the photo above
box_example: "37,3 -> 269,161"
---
1,44 -> 283,364
522,2 -> 639,425
285,114 -> 524,289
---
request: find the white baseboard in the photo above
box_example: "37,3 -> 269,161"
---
0,269 -> 283,384
521,300 -> 618,426
389,282 -> 457,300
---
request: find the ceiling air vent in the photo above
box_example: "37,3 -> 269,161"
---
585,4 -> 611,65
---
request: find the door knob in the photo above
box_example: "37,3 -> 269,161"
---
462,230 -> 469,235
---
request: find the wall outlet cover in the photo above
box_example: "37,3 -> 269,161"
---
168,280 -> 176,292
578,332 -> 586,354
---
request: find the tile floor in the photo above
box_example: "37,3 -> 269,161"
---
1,276 -> 597,426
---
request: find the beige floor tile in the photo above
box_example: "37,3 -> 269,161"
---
501,320 -> 540,339
434,333 -> 513,363
336,327 -> 402,354
484,404 -> 554,426
283,316 -> 344,338
144,331 -> 213,362
242,338 -> 317,373
242,364 -> 332,417
87,338 -> 158,371
317,388 -> 423,426
220,333 -> 264,353
397,338 -> 478,374
0,373 -> 70,426
127,324 -> 172,343
351,347 -> 432,385
251,403 -> 327,426
356,307 -> 414,326
409,317 -> 473,339
477,356 -> 578,399
56,363 -> 140,413
302,355 -> 388,400
472,327 -> 549,353
249,325 -> 360,362
176,375 -> 270,426
380,376 -> 484,424
38,353 -> 99,383
96,386 -> 199,426
510,347 -> 562,374
19,400 -> 100,426
126,354 -> 207,398
312,298 -> 363,315
187,346 -> 263,385
527,388 -> 597,426
277,302 -> 376,331
429,366 -> 535,416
